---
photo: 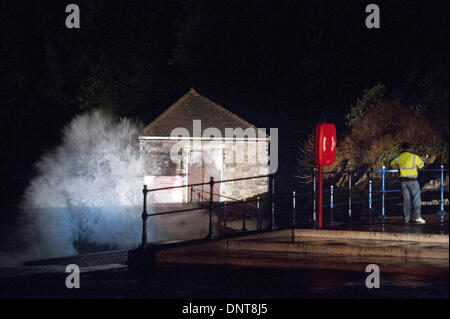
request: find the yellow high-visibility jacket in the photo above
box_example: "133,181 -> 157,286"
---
390,152 -> 424,179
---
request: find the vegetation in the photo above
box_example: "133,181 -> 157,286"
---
298,83 -> 449,185
345,83 -> 386,129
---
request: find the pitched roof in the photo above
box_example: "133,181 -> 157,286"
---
141,88 -> 266,138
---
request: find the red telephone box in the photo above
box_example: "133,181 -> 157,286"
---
315,123 -> 336,227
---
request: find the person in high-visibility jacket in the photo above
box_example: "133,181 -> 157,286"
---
390,142 -> 426,224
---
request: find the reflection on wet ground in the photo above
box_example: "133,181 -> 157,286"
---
0,209 -> 447,299
0,264 -> 447,299
320,213 -> 448,235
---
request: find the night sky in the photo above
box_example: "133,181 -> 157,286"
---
0,0 -> 448,223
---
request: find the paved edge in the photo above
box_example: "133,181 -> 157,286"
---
128,228 -> 449,275
293,229 -> 449,244
153,253 -> 448,277
226,240 -> 448,259
221,228 -> 449,244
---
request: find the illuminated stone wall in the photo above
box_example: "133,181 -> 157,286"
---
139,139 -> 269,201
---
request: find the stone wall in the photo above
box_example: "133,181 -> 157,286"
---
221,140 -> 269,200
139,139 -> 185,176
139,138 -> 269,201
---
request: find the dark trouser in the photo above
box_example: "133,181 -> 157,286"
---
400,180 -> 422,221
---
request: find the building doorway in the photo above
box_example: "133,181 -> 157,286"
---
187,149 -> 222,202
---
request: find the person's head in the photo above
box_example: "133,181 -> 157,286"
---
400,142 -> 412,152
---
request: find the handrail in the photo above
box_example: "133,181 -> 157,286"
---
140,174 -> 274,247
146,174 -> 270,193
139,165 -> 448,248
146,196 -> 265,218
192,186 -> 260,209
193,190 -> 210,203
370,165 -> 448,219
373,168 -> 449,173
192,187 -> 239,202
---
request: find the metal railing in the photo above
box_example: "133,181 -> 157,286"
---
371,165 -> 448,222
139,165 -> 448,247
190,187 -> 261,230
191,187 -> 258,207
292,165 -> 449,226
140,174 -> 272,248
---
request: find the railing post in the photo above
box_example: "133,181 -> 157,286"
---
190,186 -> 193,203
271,176 -> 278,230
219,194 -> 226,228
330,185 -> 334,225
224,201 -> 227,228
241,198 -> 247,232
369,180 -> 373,218
208,177 -> 214,240
318,165 -> 324,228
241,214 -> 247,232
313,168 -> 317,225
381,166 -> 386,219
141,185 -> 149,249
256,196 -> 261,230
437,165 -> 447,223
292,191 -> 296,228
348,171 -> 352,220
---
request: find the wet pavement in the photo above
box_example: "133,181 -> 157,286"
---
0,263 -> 447,299
0,210 -> 447,299
318,211 -> 448,235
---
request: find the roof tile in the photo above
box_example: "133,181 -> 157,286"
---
141,88 -> 264,137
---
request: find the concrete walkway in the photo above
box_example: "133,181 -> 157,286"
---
319,213 -> 448,235
129,222 -> 449,277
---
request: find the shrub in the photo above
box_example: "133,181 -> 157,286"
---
297,85 -> 448,185
340,99 -> 441,169
345,83 -> 386,128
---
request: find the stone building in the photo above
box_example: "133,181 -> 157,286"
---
139,88 -> 269,203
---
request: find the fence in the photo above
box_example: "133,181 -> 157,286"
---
190,186 -> 261,229
139,166 -> 448,247
302,165 -> 448,226
140,174 -> 274,248
372,165 -> 448,222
